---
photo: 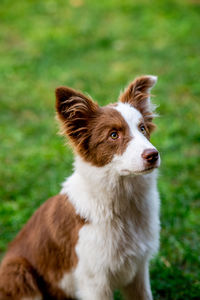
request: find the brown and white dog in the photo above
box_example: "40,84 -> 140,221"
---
0,75 -> 160,300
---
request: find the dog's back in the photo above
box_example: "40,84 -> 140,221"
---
0,195 -> 84,299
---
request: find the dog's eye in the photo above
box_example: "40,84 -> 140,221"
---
110,131 -> 119,140
140,125 -> 146,134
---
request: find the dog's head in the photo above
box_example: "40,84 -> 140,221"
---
55,75 -> 160,176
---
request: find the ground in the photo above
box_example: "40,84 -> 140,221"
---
0,0 -> 200,299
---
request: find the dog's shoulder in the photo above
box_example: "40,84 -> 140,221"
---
2,194 -> 87,287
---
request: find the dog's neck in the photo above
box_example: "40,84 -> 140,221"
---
61,155 -> 158,223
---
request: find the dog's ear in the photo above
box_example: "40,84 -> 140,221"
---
55,86 -> 99,147
119,75 -> 158,133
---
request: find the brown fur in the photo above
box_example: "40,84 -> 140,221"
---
56,86 -> 99,153
56,88 -> 132,167
87,106 -> 132,166
0,195 -> 86,300
119,76 -> 156,133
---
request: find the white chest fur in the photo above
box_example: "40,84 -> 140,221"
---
75,181 -> 159,287
60,158 -> 160,297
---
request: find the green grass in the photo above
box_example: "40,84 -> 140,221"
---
0,0 -> 200,298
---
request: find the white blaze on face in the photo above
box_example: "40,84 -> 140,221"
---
112,102 -> 159,175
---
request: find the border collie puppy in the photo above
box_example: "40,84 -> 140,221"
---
0,75 -> 160,300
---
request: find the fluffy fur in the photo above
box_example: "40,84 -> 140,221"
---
0,75 -> 160,300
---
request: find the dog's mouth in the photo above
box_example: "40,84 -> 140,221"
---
137,166 -> 156,174
133,166 -> 158,175
121,166 -> 158,176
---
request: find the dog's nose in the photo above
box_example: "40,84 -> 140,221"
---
142,149 -> 159,164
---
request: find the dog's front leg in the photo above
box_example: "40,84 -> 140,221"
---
121,260 -> 153,300
76,278 -> 113,300
77,288 -> 113,300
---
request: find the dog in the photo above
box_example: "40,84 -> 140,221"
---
0,75 -> 160,300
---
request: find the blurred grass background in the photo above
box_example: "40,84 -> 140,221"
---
0,0 -> 200,299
